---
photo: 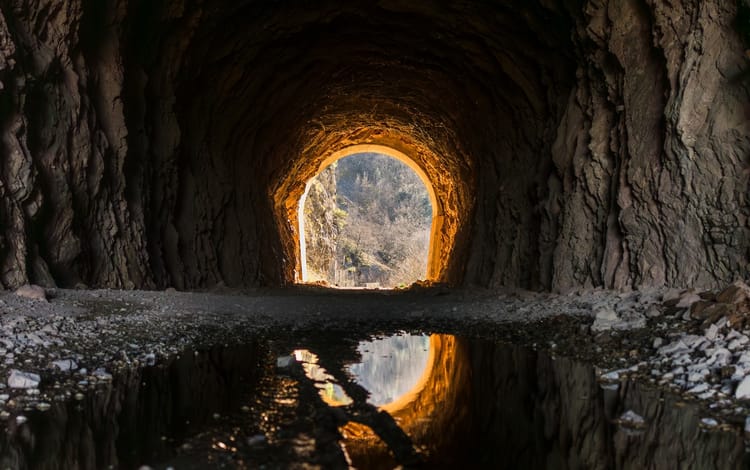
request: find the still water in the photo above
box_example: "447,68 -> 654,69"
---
0,333 -> 747,469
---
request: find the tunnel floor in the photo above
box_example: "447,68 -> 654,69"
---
0,286 -> 749,468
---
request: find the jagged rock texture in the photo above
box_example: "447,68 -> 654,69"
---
0,0 -> 747,290
302,164 -> 339,281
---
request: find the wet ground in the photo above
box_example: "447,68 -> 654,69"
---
0,286 -> 748,468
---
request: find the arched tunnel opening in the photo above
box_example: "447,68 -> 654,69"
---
1,0 -> 750,467
296,146 -> 440,287
0,1 -> 746,292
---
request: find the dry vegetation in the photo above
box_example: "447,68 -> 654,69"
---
303,153 -> 432,287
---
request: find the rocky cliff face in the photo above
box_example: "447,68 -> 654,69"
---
546,1 -> 750,291
0,1 -> 747,291
302,163 -> 339,281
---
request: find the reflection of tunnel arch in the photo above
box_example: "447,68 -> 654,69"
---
341,335 -> 473,467
298,144 -> 442,283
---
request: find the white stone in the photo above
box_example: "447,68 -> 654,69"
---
701,417 -> 718,427
600,370 -> 621,381
144,353 -> 156,366
685,335 -> 707,348
619,410 -> 645,425
688,383 -> 709,394
676,293 -> 701,309
276,356 -> 293,368
653,337 -> 663,348
736,376 -> 750,400
591,308 -> 619,332
51,359 -> 77,372
645,305 -> 662,318
93,368 -> 112,381
13,285 -> 46,302
673,354 -> 693,366
706,348 -> 731,368
737,352 -> 750,365
659,340 -> 689,356
728,339 -> 744,351
8,369 -> 40,389
706,324 -> 719,341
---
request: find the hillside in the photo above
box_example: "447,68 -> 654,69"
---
303,153 -> 432,287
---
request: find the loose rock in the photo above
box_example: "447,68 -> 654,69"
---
737,376 -> 750,400
8,369 -> 40,388
13,285 -> 46,302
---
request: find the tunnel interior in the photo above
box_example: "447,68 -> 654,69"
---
0,0 -> 748,292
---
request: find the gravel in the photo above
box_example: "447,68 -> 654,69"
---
0,282 -> 748,438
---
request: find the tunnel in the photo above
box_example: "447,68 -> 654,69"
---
1,1 -> 750,467
1,0 -> 747,293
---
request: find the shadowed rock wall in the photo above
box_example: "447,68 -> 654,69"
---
544,1 -> 750,291
0,1 -> 747,291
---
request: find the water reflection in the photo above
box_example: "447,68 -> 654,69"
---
337,334 -> 749,469
346,333 -> 431,406
0,333 -> 747,469
339,333 -> 472,468
293,349 -> 353,406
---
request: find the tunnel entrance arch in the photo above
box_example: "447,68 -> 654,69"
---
298,144 -> 443,285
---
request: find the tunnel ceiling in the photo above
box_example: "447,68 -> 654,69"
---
0,0 -> 747,291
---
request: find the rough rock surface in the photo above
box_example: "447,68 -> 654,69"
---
0,1 -> 747,290
301,165 -> 339,281
543,1 -> 750,292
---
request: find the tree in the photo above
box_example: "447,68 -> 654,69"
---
303,153 -> 432,287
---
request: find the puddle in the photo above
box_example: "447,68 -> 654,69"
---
346,333 -> 431,407
0,342 -> 265,469
293,348 -> 353,406
0,332 -> 748,469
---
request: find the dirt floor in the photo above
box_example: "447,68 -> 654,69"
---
0,284 -> 748,468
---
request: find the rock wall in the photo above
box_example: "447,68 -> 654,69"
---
546,0 -> 750,291
0,342 -> 263,469
468,341 -> 748,468
0,0 -> 746,291
302,163 -> 339,281
0,0 -> 278,290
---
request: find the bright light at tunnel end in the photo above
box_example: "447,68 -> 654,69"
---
298,144 -> 441,287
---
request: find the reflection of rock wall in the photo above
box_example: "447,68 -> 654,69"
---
344,338 -> 747,467
468,342 -> 747,468
0,343 -> 263,469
